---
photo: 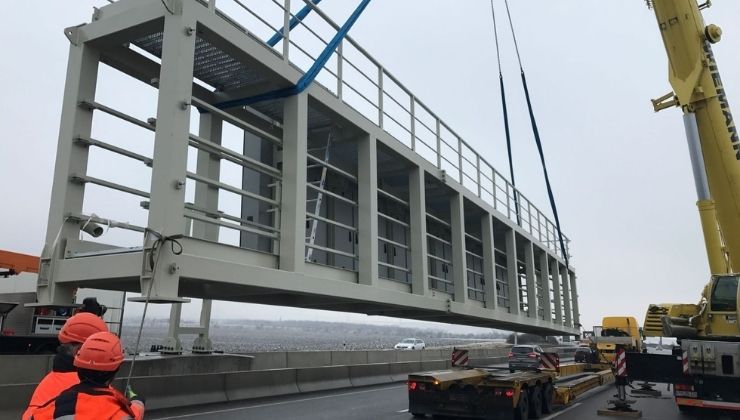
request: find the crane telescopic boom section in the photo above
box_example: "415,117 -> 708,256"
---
651,0 -> 740,274
647,0 -> 740,340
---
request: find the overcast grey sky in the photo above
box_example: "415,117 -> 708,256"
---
2,1 -> 739,333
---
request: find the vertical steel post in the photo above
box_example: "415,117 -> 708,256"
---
539,252 -> 552,322
192,114 -> 223,240
524,240 -> 537,318
279,93 -> 308,271
337,40 -> 343,99
38,34 -> 100,305
561,264 -> 572,327
457,138 -> 463,184
357,134 -> 378,286
435,119 -> 441,169
481,214 -> 497,310
409,167 -> 429,295
450,193 -> 468,303
377,66 -> 383,127
282,0 -> 291,60
569,271 -> 579,327
141,6 -> 197,301
505,229 -> 519,315
410,96 -> 416,151
551,259 -> 563,325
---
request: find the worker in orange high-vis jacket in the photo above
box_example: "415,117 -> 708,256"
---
23,312 -> 109,419
30,331 -> 145,420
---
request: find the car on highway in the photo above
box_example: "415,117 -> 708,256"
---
394,338 -> 425,350
574,346 -> 597,363
508,345 -> 544,372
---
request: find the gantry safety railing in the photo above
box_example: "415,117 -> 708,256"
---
206,0 -> 570,260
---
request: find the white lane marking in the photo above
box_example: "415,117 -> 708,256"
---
541,402 -> 582,420
396,409 -> 409,413
152,385 -> 406,419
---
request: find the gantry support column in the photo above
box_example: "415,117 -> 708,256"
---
561,265 -> 572,328
279,93 -> 308,271
481,214 -> 497,309
357,134 -> 378,286
409,167 -> 429,296
539,253 -> 552,322
505,229 -> 520,315
450,193 -> 468,303
524,241 -> 537,319
38,33 -> 100,305
569,271 -> 580,328
164,112 -> 222,354
139,7 -> 198,302
551,259 -> 563,326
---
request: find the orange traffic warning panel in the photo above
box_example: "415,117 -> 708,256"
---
0,250 -> 40,277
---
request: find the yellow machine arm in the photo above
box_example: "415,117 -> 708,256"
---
646,0 -> 740,339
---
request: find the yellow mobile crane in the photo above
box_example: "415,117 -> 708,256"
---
628,0 -> 740,413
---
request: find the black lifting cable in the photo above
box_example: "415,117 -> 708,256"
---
502,0 -> 570,267
489,0 -> 521,227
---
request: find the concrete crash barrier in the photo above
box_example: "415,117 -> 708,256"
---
247,352 -> 289,370
331,350 -> 369,366
0,383 -> 37,419
225,369 -> 299,401
296,365 -> 352,393
286,351 -> 332,368
367,350 -> 397,364
113,372 -> 227,411
0,354 -> 53,384
349,363 -> 392,387
390,361 -> 422,381
119,353 -> 254,376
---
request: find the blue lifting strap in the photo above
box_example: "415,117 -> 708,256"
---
216,0 -> 371,109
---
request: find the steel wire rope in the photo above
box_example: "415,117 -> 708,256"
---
502,0 -> 570,268
489,0 -> 521,226
123,230 -> 183,392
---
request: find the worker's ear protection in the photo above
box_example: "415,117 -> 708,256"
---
79,297 -> 107,317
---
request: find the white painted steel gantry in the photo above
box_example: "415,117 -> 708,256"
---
38,0 -> 580,347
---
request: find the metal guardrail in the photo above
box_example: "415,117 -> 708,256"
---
206,0 -> 571,260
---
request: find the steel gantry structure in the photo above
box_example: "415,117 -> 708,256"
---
37,0 -> 580,349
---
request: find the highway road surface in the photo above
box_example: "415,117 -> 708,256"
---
148,380 -> 736,420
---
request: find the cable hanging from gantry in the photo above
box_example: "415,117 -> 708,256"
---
489,0 -> 521,227
494,0 -> 571,266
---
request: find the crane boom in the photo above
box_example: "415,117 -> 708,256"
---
646,0 -> 740,340
652,0 -> 740,272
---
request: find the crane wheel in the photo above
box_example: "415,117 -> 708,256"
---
529,385 -> 543,418
514,388 -> 529,420
541,382 -> 554,414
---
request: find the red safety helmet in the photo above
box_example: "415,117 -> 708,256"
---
73,331 -> 124,372
58,312 -> 108,344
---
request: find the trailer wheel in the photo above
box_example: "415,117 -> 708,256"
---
541,382 -> 554,414
514,388 -> 529,420
529,385 -> 543,418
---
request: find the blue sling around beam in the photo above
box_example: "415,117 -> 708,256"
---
216,0 -> 372,110
266,0 -> 323,47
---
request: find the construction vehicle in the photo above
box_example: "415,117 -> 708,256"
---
0,250 -> 120,354
625,0 -> 740,413
0,250 -> 60,353
591,316 -> 644,363
407,349 -> 613,419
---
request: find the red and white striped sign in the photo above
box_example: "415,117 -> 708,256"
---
615,348 -> 627,377
451,348 -> 469,367
682,350 -> 689,374
540,352 -> 560,370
